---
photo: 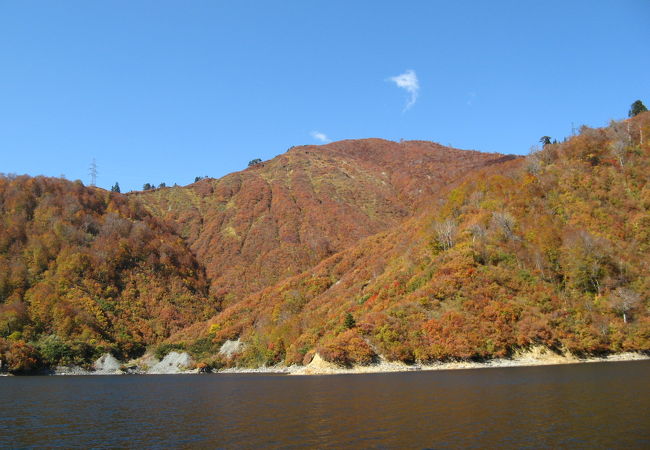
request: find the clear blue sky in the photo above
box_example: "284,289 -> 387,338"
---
1,1 -> 649,192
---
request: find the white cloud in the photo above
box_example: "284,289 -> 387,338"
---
310,131 -> 331,143
388,69 -> 419,111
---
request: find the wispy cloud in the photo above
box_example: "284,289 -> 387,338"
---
388,69 -> 419,111
310,131 -> 331,143
466,91 -> 477,106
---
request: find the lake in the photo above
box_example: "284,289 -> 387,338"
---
2,360 -> 649,448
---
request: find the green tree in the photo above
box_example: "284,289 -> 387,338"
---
111,182 -> 121,193
248,158 -> 262,167
539,136 -> 552,146
344,313 -> 356,329
143,183 -> 153,191
38,335 -> 72,365
629,100 -> 648,117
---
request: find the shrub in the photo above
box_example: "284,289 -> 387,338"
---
318,330 -> 376,367
188,337 -> 218,358
38,335 -> 73,365
154,343 -> 186,360
0,339 -> 42,373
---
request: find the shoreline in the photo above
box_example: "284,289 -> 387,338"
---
219,350 -> 650,376
285,351 -> 650,376
2,350 -> 648,377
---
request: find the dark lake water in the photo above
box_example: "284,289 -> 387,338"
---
2,360 -> 650,448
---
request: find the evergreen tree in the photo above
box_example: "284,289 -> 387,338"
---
344,313 -> 356,329
110,182 -> 121,193
539,136 -> 552,146
629,100 -> 648,117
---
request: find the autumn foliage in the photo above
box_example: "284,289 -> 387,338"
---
175,112 -> 650,367
0,177 -> 217,371
135,139 -> 511,302
2,113 -> 649,372
317,329 -> 376,367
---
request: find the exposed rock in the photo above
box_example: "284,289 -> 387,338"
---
219,338 -> 244,358
148,351 -> 195,374
511,346 -> 577,364
218,365 -> 297,374
93,353 -> 123,374
53,366 -> 91,376
291,353 -> 340,375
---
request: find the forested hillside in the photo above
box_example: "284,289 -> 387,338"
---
1,113 -> 648,373
135,140 -> 511,303
175,113 -> 650,368
0,177 -> 217,372
0,140 -> 513,372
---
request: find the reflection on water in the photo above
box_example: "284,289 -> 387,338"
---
2,361 -> 650,448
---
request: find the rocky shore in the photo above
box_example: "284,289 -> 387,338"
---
45,351 -> 202,376
288,348 -> 650,376
2,347 -> 647,376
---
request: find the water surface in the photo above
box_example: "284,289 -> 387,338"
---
2,361 -> 649,448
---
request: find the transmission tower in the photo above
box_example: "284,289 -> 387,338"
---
89,158 -> 98,186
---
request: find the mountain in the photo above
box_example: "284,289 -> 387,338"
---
2,113 -> 649,373
135,139 -> 513,303
172,113 -> 650,368
0,177 -> 217,371
0,139 -> 513,372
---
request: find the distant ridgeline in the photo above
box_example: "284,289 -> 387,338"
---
1,111 -> 649,373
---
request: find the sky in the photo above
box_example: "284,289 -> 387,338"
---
1,1 -> 649,192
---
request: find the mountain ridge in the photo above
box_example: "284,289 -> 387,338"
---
2,114 -> 648,373
168,114 -> 650,368
134,139 -> 514,304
